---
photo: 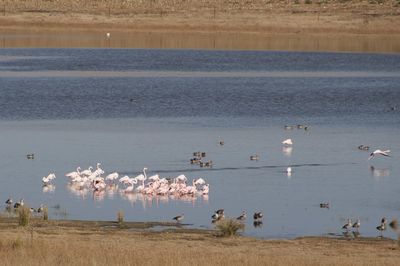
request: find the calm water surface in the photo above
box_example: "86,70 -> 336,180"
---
0,49 -> 399,239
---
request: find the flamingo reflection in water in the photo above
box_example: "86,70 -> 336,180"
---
42,184 -> 55,193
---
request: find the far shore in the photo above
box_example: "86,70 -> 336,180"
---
0,0 -> 399,52
1,216 -> 400,265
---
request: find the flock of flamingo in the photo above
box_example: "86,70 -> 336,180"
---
41,163 -> 210,203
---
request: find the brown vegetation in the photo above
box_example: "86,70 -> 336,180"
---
0,0 -> 399,34
1,216 -> 400,265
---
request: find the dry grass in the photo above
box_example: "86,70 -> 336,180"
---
42,207 -> 48,221
215,218 -> 245,237
17,206 -> 30,227
117,210 -> 124,224
1,217 -> 400,265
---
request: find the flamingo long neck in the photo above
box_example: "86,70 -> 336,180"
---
143,168 -> 147,179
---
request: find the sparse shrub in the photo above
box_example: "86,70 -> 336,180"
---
305,0 -> 312,4
18,206 -> 31,226
43,207 -> 49,221
117,210 -> 124,224
215,218 -> 244,237
11,239 -> 23,249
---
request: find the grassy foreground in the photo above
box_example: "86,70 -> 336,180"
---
1,217 -> 400,265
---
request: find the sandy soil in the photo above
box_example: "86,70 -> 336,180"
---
1,217 -> 400,265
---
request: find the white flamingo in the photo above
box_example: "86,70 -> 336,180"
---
96,163 -> 105,175
66,167 -> 81,179
282,138 -> 293,146
148,174 -> 160,182
124,184 -> 135,193
135,174 -> 146,184
194,178 -> 206,186
175,174 -> 187,183
119,175 -> 131,184
105,172 -> 119,182
80,166 -> 93,176
42,173 -> 56,184
202,184 -> 210,195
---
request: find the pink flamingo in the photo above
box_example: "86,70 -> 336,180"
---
202,184 -> 210,195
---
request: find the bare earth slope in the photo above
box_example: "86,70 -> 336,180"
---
0,0 -> 399,51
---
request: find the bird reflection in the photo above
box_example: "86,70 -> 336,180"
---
106,184 -> 119,199
67,183 -> 89,199
342,231 -> 352,238
93,190 -> 105,201
282,146 -> 293,156
370,166 -> 390,178
202,194 -> 209,203
253,220 -> 263,228
42,184 -> 55,193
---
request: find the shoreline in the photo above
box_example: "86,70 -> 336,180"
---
1,216 -> 400,265
0,1 -> 400,52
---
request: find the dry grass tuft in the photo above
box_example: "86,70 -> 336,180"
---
11,238 -> 23,250
43,207 -> 49,221
215,218 -> 245,237
117,210 -> 124,224
18,206 -> 31,226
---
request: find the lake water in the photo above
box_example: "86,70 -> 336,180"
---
0,48 -> 400,239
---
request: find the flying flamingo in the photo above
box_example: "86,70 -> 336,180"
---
368,149 -> 391,160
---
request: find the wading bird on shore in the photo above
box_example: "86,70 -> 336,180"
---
342,219 -> 352,231
376,217 -> 387,236
236,211 -> 247,221
5,198 -> 13,205
253,212 -> 263,221
352,219 -> 361,231
173,214 -> 184,223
